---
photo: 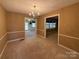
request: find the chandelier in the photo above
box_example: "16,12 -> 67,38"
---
28,0 -> 40,18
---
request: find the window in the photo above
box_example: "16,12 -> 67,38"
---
25,22 -> 29,30
32,23 -> 36,27
46,23 -> 50,29
50,23 -> 56,29
46,22 -> 56,29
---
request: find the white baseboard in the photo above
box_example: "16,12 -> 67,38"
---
0,33 -> 8,58
0,31 -> 25,59
0,42 -> 8,59
8,38 -> 25,43
58,43 -> 79,55
7,31 -> 24,34
0,37 -> 25,58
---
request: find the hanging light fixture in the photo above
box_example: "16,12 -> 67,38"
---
28,0 -> 40,18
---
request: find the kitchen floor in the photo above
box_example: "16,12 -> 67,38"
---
1,30 -> 79,59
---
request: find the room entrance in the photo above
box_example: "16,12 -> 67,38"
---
45,15 -> 59,43
25,18 -> 37,38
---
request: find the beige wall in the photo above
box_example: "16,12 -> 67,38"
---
0,5 -> 7,54
59,3 -> 79,52
7,12 -> 25,40
37,3 -> 79,52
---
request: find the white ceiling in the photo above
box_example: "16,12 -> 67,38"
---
1,0 -> 79,16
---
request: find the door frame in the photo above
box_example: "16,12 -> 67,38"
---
44,14 -> 60,44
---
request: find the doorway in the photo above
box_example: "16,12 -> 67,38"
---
25,18 -> 37,39
45,15 -> 59,43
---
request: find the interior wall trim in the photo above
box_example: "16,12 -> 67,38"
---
0,42 -> 8,59
60,34 -> 79,40
0,33 -> 8,58
58,43 -> 79,55
0,35 -> 24,58
7,31 -> 24,34
7,38 -> 24,43
0,37 -> 24,58
0,33 -> 7,41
